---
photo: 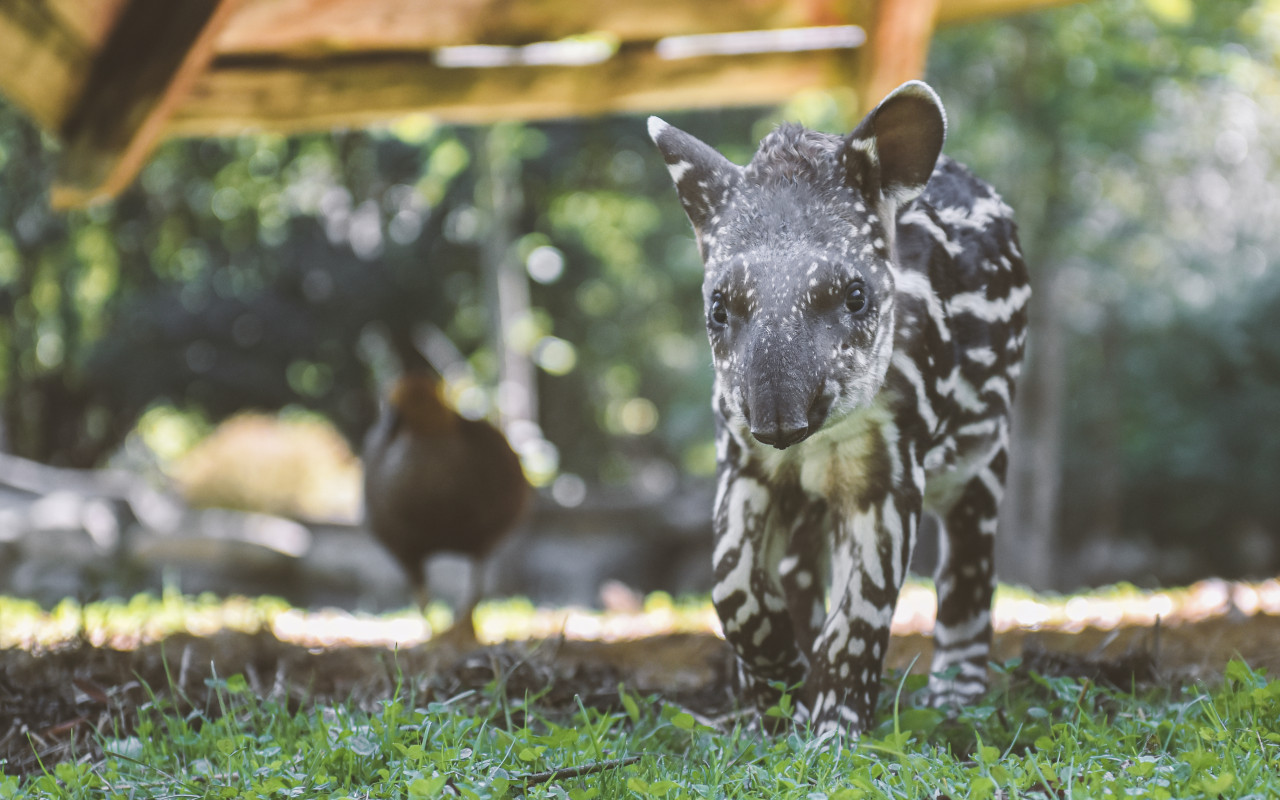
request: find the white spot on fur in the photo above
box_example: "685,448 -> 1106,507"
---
666,160 -> 692,183
948,284 -> 1032,324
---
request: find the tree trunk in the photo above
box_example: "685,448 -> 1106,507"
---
996,126 -> 1071,591
998,264 -> 1067,590
1084,310 -> 1125,547
479,124 -> 537,431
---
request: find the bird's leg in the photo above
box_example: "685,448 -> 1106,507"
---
402,557 -> 431,615
416,588 -> 442,641
413,581 -> 432,617
404,560 -> 437,640
429,557 -> 482,648
453,556 -> 484,640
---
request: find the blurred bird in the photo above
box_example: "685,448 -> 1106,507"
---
362,368 -> 529,639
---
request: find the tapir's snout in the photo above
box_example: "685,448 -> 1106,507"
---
746,392 -> 832,449
749,415 -> 810,449
743,343 -> 832,450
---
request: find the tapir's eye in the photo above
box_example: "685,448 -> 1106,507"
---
845,282 -> 869,315
709,292 -> 729,327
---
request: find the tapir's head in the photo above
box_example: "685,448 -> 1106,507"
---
649,81 -> 946,450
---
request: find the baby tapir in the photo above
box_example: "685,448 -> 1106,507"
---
649,81 -> 1030,735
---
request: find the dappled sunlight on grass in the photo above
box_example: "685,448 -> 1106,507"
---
0,592 -> 723,651
886,577 -> 1280,638
477,593 -> 722,644
215,594 -> 723,649
988,578 -> 1280,632
269,606 -> 435,648
0,592 -> 288,650
5,578 -> 1280,651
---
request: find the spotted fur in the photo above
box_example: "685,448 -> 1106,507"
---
649,81 -> 1029,735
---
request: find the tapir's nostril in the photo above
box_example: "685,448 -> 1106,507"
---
751,421 -> 810,450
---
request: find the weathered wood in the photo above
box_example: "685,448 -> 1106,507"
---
0,0 -> 1083,208
166,46 -> 862,135
42,0 -> 127,50
858,0 -> 939,108
0,0 -> 97,130
171,0 -> 1083,138
50,0 -> 244,208
214,0 -> 1077,57
216,0 -> 850,55
935,0 -> 1080,25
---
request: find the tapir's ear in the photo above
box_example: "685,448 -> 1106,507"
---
648,116 -> 742,237
842,80 -> 946,207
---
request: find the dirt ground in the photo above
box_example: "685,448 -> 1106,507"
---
4,608 -> 1280,778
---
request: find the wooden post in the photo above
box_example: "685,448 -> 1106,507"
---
857,0 -> 940,109
50,0 -> 242,208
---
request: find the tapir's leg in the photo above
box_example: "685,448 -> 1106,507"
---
712,461 -> 811,713
927,446 -> 1006,708
804,429 -> 922,736
778,494 -> 830,660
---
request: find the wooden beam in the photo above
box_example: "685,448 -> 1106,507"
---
0,0 -> 99,131
213,0 -> 1080,58
217,0 -> 855,55
42,0 -> 128,50
50,0 -> 244,209
165,46 -> 863,136
214,0 -> 1083,56
10,0 -> 1083,210
935,0 -> 1081,25
857,0 -> 939,109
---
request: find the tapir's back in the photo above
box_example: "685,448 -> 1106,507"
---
903,156 -> 1029,314
894,156 -> 1031,457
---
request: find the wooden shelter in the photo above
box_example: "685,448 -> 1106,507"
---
0,0 -> 1074,208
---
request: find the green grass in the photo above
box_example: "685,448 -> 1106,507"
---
5,653 -> 1280,799
4,589 -> 1279,798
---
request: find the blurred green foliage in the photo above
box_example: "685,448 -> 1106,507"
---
930,0 -> 1280,578
0,0 -> 1278,578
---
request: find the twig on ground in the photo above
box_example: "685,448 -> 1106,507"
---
516,754 -> 644,785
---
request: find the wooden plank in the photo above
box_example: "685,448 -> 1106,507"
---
51,0 -> 245,208
214,0 -> 1076,56
22,0 -> 1084,209
857,0 -> 939,107
216,0 -> 855,55
935,0 -> 1081,25
165,46 -> 862,135
0,0 -> 96,131
43,0 -> 128,49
